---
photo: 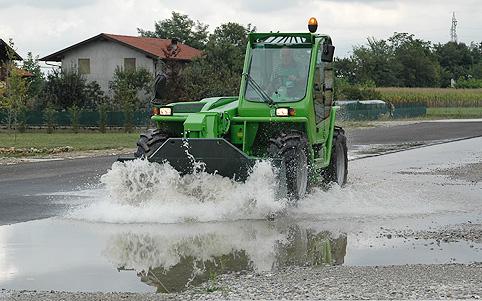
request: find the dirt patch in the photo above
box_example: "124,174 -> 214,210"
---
0,148 -> 135,165
435,162 -> 482,183
400,161 -> 482,184
0,146 -> 74,156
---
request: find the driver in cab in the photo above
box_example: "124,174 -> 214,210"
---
271,47 -> 305,100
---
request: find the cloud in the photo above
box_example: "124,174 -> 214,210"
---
0,0 -> 96,9
238,0 -> 302,12
0,0 -> 480,59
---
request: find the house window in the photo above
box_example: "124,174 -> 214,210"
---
78,58 -> 90,75
124,58 -> 136,71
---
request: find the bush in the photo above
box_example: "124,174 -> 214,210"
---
41,69 -> 87,110
109,67 -> 153,132
455,78 -> 482,89
17,106 -> 28,133
335,79 -> 382,100
40,70 -> 106,111
68,105 -> 81,133
109,67 -> 153,110
98,103 -> 108,133
43,104 -> 56,134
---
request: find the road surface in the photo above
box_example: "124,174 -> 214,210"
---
0,120 -> 481,300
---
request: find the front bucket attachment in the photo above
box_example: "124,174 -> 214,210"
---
120,138 -> 258,181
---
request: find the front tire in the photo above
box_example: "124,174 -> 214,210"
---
268,131 -> 309,201
324,127 -> 348,186
134,129 -> 169,158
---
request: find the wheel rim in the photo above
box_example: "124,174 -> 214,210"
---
335,144 -> 346,185
296,151 -> 308,197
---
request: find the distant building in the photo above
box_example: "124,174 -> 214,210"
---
0,39 -> 32,87
40,33 -> 203,93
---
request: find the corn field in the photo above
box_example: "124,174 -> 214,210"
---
377,88 -> 482,108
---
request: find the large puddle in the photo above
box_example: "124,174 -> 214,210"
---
1,138 -> 481,293
1,217 -> 481,293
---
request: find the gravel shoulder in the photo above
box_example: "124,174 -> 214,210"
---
391,223 -> 482,244
0,148 -> 135,165
2,263 -> 481,300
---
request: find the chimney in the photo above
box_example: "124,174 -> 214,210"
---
169,38 -> 178,51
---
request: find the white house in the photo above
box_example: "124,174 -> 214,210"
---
40,33 -> 202,93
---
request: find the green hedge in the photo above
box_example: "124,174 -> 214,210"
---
0,110 -> 152,127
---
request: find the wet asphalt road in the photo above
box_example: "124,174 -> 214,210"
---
0,133 -> 480,299
0,120 -> 481,299
0,156 -> 115,225
346,120 -> 482,146
0,120 -> 481,225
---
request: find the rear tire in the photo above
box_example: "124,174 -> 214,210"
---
268,131 -> 309,201
324,127 -> 348,186
134,129 -> 169,158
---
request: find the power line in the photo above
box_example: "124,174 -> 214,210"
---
450,12 -> 458,43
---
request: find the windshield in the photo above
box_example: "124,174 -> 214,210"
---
244,46 -> 311,103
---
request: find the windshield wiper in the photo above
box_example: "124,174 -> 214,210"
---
243,73 -> 275,106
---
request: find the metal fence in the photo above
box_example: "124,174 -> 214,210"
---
0,103 -> 427,127
336,101 -> 427,120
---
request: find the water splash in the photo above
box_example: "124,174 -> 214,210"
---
68,159 -> 285,224
67,157 -> 459,224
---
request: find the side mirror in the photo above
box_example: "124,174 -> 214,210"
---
321,44 -> 335,62
151,73 -> 168,105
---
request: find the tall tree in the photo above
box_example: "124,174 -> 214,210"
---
469,42 -> 482,79
138,11 -> 209,50
334,57 -> 358,85
179,22 -> 255,100
390,33 -> 440,87
22,52 -> 44,101
351,37 -> 401,86
336,33 -> 442,88
0,39 -> 28,133
434,41 -> 474,86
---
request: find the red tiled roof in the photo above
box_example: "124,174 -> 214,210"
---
0,67 -> 32,81
16,67 -> 32,77
104,34 -> 202,61
40,33 -> 203,62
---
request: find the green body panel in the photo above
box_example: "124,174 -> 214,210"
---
151,32 -> 338,178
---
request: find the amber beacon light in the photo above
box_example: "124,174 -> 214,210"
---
308,17 -> 318,33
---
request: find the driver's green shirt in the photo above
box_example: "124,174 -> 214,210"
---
272,62 -> 305,100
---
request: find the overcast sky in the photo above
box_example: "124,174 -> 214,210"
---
0,0 -> 480,63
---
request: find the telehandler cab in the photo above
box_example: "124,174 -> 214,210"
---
120,17 -> 348,199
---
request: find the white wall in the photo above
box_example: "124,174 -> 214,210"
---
61,40 -> 156,95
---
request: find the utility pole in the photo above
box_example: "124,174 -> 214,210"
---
450,12 -> 458,43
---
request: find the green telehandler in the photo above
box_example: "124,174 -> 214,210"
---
119,17 -> 348,199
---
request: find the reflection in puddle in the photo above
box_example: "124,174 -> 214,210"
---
0,218 -> 480,293
104,222 -> 347,293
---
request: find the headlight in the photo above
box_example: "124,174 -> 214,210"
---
275,108 -> 289,117
275,107 -> 295,117
159,107 -> 173,116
